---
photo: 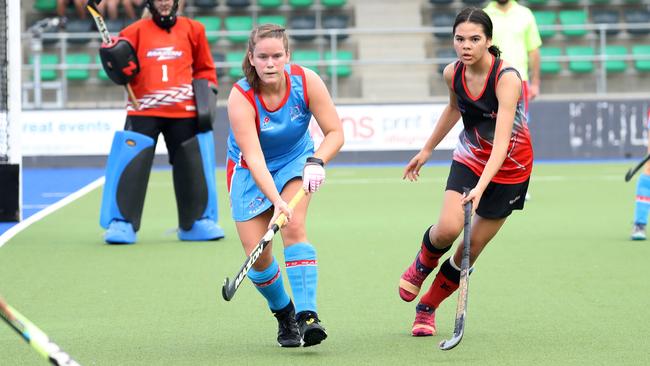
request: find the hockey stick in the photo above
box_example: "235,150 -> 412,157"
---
439,189 -> 473,351
625,153 -> 650,182
222,189 -> 306,301
0,296 -> 81,366
85,0 -> 140,109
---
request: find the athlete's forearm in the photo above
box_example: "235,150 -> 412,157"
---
247,159 -> 283,204
313,129 -> 344,164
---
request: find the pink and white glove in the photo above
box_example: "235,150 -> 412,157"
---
302,157 -> 326,193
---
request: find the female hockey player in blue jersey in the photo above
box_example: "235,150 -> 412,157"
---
226,24 -> 344,347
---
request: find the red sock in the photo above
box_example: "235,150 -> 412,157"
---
419,258 -> 459,309
418,226 -> 451,269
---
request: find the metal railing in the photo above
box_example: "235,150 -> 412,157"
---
21,21 -> 650,109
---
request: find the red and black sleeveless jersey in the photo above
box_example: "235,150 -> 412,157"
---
451,56 -> 533,184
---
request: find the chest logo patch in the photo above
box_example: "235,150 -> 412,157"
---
146,47 -> 183,61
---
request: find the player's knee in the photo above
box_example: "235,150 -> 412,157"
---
430,224 -> 462,247
281,222 -> 307,243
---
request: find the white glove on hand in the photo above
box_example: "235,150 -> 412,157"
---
302,157 -> 326,193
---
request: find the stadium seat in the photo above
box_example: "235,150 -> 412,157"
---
34,0 -> 57,12
559,10 -> 587,37
604,45 -> 628,73
95,54 -> 109,81
289,0 -> 314,7
539,47 -> 562,74
225,0 -> 251,8
258,0 -> 283,8
590,0 -> 611,3
591,9 -> 620,36
291,50 -> 321,74
566,46 -> 595,73
533,11 -> 556,39
432,12 -> 455,39
66,19 -> 94,44
558,0 -> 580,3
226,51 -> 246,79
196,16 -> 221,43
225,16 -> 253,43
632,45 -> 650,72
325,50 -> 353,77
194,0 -> 219,9
322,14 -> 350,41
258,15 -> 287,27
65,53 -> 91,81
289,15 -> 317,41
30,54 -> 59,81
624,10 -> 650,36
526,0 -> 549,4
429,0 -> 454,4
435,48 -> 457,74
212,52 -> 226,80
322,0 -> 347,7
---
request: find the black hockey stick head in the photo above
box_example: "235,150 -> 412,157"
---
625,168 -> 635,182
222,278 -> 235,301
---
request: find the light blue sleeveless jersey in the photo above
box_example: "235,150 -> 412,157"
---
227,64 -> 314,171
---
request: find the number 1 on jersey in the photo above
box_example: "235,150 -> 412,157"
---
162,64 -> 169,82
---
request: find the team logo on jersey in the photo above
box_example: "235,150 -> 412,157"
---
247,196 -> 266,215
482,110 -> 498,119
146,47 -> 183,61
289,105 -> 305,121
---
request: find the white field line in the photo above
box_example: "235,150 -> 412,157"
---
0,177 -> 105,249
324,174 -> 623,185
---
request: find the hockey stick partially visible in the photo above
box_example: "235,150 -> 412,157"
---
222,189 -> 306,301
625,153 -> 650,182
86,0 -> 140,109
439,189 -> 473,351
0,296 -> 81,366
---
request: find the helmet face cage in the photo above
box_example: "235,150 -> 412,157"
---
146,0 -> 179,30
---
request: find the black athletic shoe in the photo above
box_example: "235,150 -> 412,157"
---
272,302 -> 301,347
296,311 -> 328,347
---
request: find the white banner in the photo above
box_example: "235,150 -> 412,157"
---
20,103 -> 461,156
21,109 -> 168,156
310,103 -> 462,151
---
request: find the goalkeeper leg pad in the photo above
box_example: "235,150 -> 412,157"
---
173,131 -> 224,241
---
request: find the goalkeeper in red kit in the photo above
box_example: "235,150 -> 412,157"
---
98,0 -> 225,244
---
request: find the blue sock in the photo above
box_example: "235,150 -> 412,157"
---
284,243 -> 318,315
247,258 -> 290,312
634,174 -> 650,225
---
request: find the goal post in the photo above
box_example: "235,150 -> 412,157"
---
0,0 -> 21,222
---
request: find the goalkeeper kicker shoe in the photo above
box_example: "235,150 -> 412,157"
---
296,311 -> 327,347
411,303 -> 436,337
178,218 -> 225,241
631,223 -> 647,241
272,302 -> 301,348
399,252 -> 433,302
104,220 -> 136,244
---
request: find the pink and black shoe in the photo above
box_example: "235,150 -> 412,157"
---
399,252 -> 433,302
411,304 -> 436,337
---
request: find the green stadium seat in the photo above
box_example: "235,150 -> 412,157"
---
65,53 -> 91,81
226,0 -> 251,8
566,46 -> 594,73
289,0 -> 314,8
257,15 -> 287,27
604,46 -> 628,73
539,47 -> 562,74
226,51 -> 246,79
291,50 -> 321,74
432,12 -> 455,39
526,0 -> 549,4
30,54 -> 59,81
533,11 -> 557,39
559,10 -> 587,37
322,0 -> 347,7
289,15 -> 317,41
258,0 -> 283,8
325,50 -> 353,77
225,16 -> 253,43
34,0 -> 57,12
592,9 -> 620,36
624,10 -> 650,36
632,45 -> 650,72
95,55 -> 110,81
558,0 -> 580,3
196,16 -> 221,43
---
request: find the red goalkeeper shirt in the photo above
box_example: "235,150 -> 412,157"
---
120,17 -> 217,118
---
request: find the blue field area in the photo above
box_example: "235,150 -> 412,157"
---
0,168 -> 105,236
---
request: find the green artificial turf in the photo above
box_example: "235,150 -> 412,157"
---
1,163 -> 649,365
